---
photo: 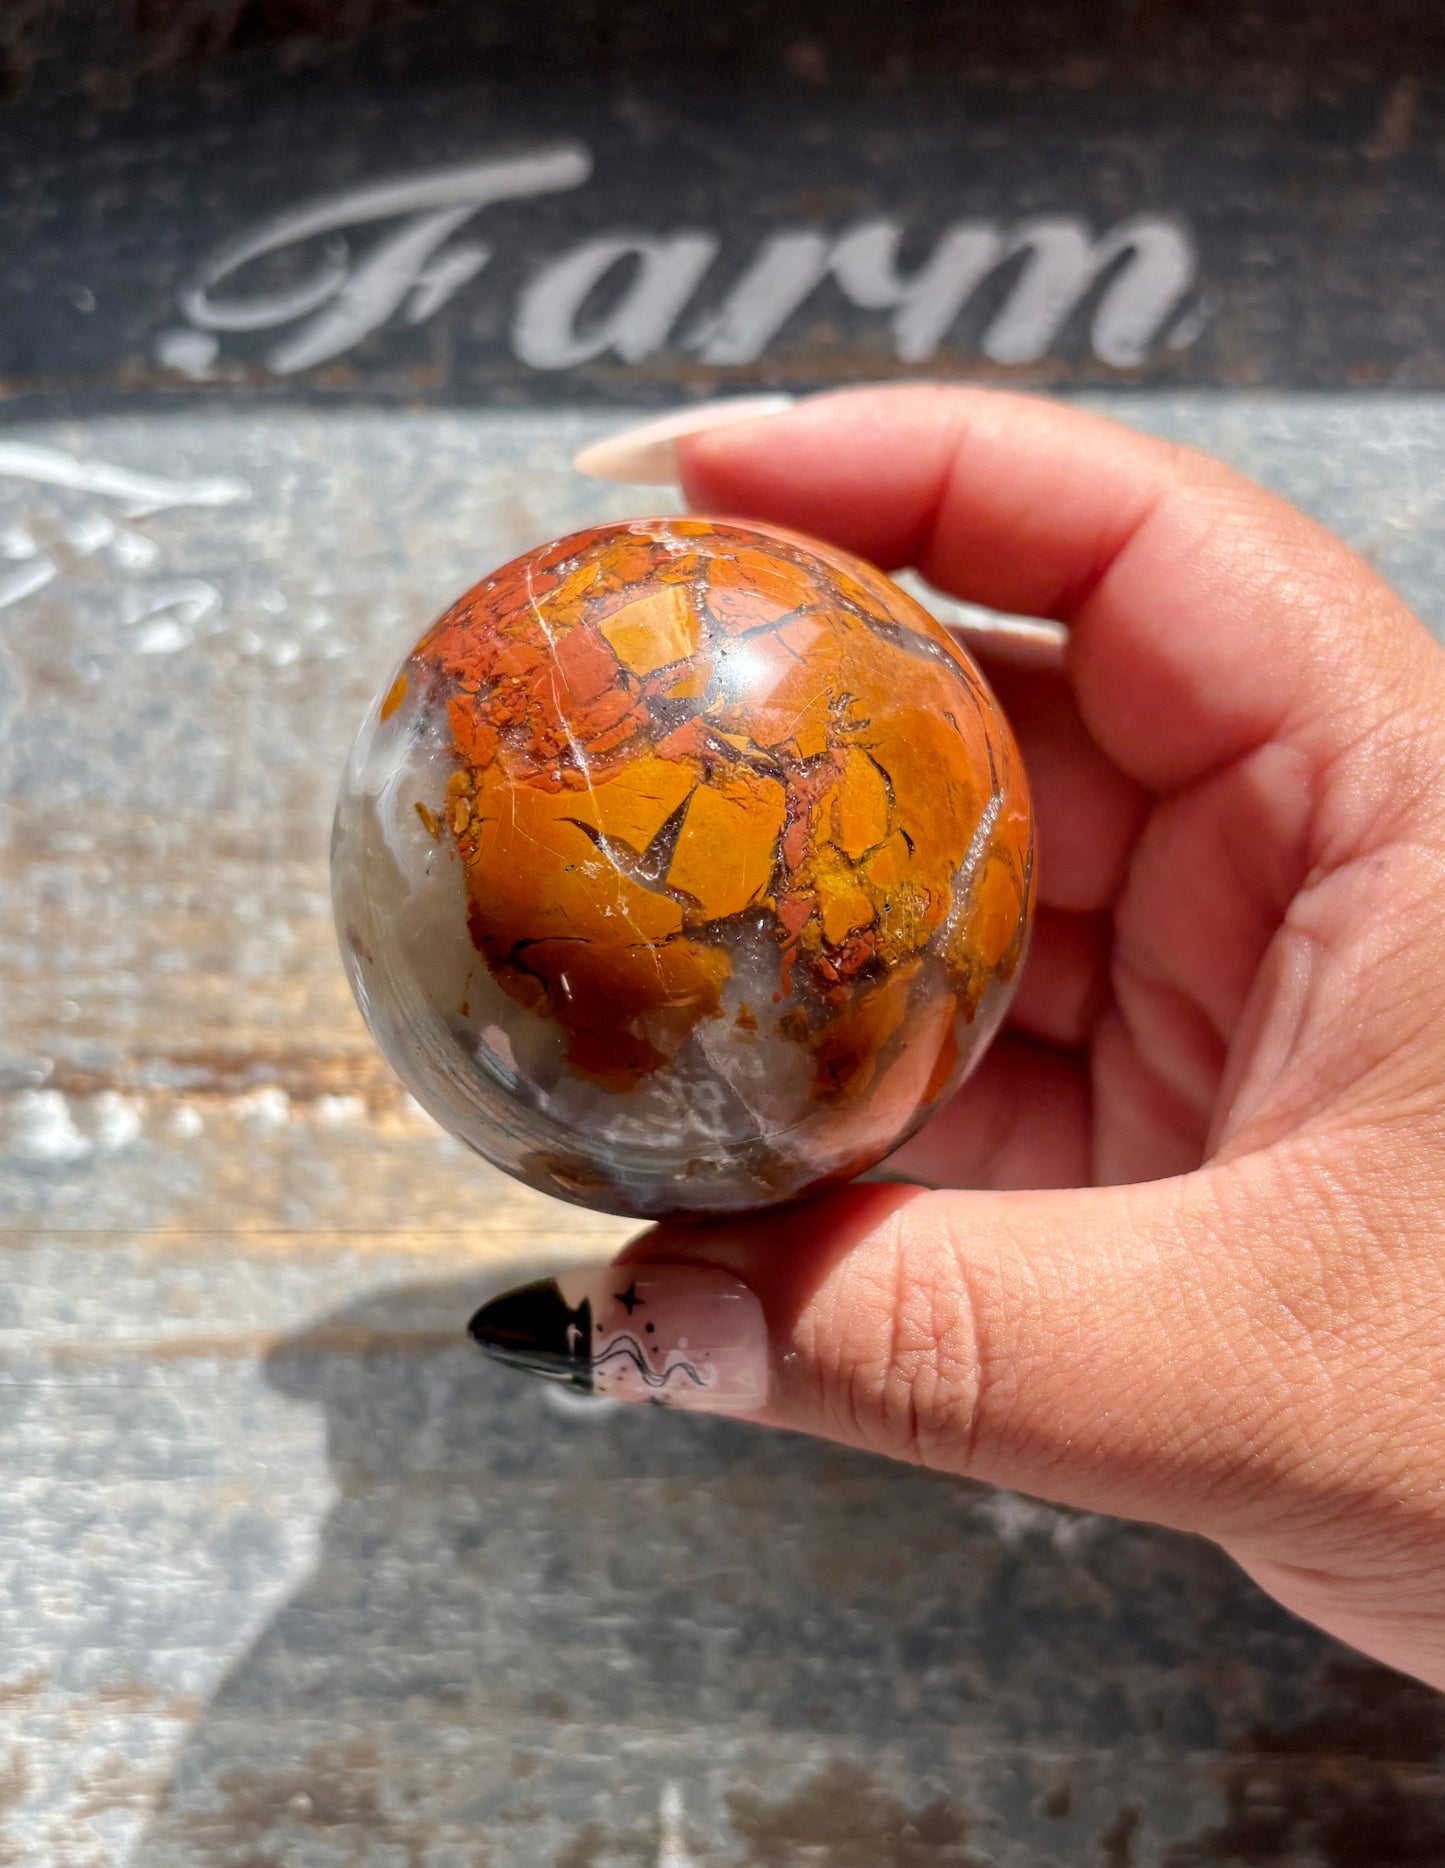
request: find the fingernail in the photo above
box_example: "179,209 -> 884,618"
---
469,1264 -> 768,1413
571,394 -> 796,484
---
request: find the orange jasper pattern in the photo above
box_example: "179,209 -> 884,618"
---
332,518 -> 1034,1216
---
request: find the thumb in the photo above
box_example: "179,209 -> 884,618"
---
610,1163 -> 1327,1546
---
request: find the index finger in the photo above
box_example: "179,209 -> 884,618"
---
678,385 -> 1434,796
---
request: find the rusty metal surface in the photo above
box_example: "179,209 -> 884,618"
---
4,399 -> 1445,1864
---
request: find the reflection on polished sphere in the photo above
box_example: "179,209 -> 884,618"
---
331,518 -> 1034,1216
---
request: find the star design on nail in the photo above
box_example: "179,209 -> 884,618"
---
616,1283 -> 644,1315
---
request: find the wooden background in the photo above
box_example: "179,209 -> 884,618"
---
3,5 -> 1445,1864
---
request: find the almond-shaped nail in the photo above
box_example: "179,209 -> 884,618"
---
571,394 -> 795,484
469,1265 -> 767,1413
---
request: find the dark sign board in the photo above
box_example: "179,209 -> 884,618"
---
0,0 -> 1441,408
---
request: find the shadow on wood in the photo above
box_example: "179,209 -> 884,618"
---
126,1274 -> 1445,1866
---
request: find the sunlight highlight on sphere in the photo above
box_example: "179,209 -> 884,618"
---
331,518 -> 1034,1216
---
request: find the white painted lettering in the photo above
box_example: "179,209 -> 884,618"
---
982,216 -> 1196,367
828,220 -> 1008,362
695,215 -> 1196,367
689,232 -> 832,366
513,234 -> 720,369
180,149 -> 593,374
164,151 -> 1202,377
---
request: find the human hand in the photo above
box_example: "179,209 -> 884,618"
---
477,386 -> 1445,1689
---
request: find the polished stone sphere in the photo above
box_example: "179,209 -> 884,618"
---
331,518 -> 1034,1216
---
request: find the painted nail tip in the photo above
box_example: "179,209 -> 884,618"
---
466,1276 -> 550,1342
571,393 -> 796,482
467,1280 -> 590,1384
569,437 -> 675,486
467,1266 -> 769,1413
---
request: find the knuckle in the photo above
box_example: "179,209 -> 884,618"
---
809,1196 -> 994,1473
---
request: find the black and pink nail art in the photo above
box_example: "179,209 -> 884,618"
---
469,1265 -> 767,1412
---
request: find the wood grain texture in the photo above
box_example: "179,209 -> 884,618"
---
3,404 -> 1445,1864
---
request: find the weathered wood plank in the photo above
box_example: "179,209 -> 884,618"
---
3,402 -> 1445,1864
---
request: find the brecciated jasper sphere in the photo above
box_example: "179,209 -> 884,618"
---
331,518 -> 1034,1217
